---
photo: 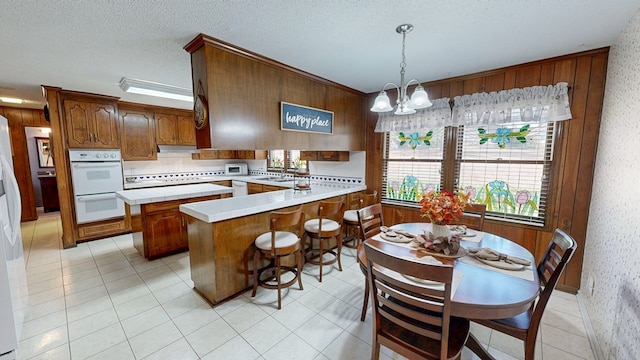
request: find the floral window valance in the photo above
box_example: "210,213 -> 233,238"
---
374,82 -> 572,132
374,97 -> 452,133
451,82 -> 572,126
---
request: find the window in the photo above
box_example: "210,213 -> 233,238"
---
268,150 -> 307,172
383,128 -> 446,203
382,121 -> 558,226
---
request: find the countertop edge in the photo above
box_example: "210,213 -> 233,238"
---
180,185 -> 366,223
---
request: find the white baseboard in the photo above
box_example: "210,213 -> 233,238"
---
576,290 -> 605,360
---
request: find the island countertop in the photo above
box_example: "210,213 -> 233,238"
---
179,182 -> 366,223
116,183 -> 233,205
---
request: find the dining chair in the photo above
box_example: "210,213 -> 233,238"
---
251,207 -> 305,310
304,200 -> 345,282
356,203 -> 384,321
465,228 -> 578,360
342,190 -> 377,249
457,203 -> 486,231
364,240 -> 470,360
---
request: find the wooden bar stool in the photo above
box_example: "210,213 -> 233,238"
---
342,191 -> 377,249
251,207 -> 305,310
304,200 -> 345,282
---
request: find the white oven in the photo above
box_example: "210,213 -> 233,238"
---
69,149 -> 125,224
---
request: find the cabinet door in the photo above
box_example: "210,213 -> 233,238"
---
262,184 -> 287,192
91,103 -> 119,148
155,113 -> 177,144
145,210 -> 187,259
248,183 -> 263,194
217,150 -> 236,159
120,108 -> 157,160
64,100 -> 93,148
176,114 -> 196,145
300,151 -> 318,161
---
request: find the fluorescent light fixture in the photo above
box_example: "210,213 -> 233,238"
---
119,77 -> 193,102
0,97 -> 24,104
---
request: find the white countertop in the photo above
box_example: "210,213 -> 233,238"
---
123,175 -> 298,189
179,182 -> 366,223
116,183 -> 233,205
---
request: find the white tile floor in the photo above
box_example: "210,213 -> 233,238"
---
16,210 -> 596,360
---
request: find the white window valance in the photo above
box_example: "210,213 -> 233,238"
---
374,97 -> 452,133
451,82 -> 572,126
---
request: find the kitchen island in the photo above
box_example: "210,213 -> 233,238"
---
179,182 -> 366,305
116,183 -> 233,259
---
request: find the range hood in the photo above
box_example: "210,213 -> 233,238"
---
157,145 -> 198,153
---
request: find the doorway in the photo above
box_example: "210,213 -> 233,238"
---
24,127 -> 59,213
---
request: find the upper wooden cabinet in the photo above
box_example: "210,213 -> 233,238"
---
237,150 -> 267,159
184,34 -> 366,151
64,99 -> 119,148
119,105 -> 157,161
155,112 -> 196,145
300,150 -> 349,161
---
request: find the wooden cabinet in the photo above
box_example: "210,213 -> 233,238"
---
300,151 -> 349,161
237,150 -> 267,159
155,112 -> 196,145
139,195 -> 220,259
64,99 -> 119,148
144,208 -> 187,259
248,183 -> 263,194
38,176 -> 60,212
119,105 -> 157,161
248,183 -> 287,194
191,149 -> 237,160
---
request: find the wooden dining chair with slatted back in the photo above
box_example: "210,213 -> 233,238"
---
251,207 -> 305,310
356,203 -> 384,321
465,228 -> 578,360
364,240 -> 470,360
304,200 -> 345,282
342,191 -> 378,249
457,203 -> 486,231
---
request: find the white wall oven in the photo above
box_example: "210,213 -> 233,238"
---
69,149 -> 125,224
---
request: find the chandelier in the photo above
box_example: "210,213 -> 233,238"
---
370,24 -> 432,115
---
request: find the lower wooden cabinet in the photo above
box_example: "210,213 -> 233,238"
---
138,195 -> 220,259
38,176 -> 60,212
77,218 -> 129,240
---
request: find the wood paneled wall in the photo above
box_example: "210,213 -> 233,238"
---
185,34 -> 366,151
0,106 -> 49,221
364,48 -> 609,293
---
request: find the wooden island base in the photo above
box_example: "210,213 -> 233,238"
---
187,195 -> 345,305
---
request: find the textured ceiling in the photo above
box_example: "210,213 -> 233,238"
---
1,0 -> 639,110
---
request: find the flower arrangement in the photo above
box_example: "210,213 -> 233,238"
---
413,190 -> 470,255
419,190 -> 469,225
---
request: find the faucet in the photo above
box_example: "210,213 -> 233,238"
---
280,168 -> 285,178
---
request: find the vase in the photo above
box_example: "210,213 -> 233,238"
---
429,224 -> 452,241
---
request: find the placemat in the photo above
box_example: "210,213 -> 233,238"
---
459,255 -> 534,281
380,267 -> 464,298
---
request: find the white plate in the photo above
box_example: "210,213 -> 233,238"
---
380,232 -> 412,243
402,274 -> 442,286
462,230 -> 477,238
475,257 -> 525,271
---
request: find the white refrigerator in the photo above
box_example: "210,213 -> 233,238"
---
0,115 -> 27,360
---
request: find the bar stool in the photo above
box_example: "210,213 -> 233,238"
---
304,200 -> 345,282
252,207 -> 305,310
342,191 -> 377,249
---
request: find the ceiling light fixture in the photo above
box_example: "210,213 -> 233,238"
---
119,77 -> 193,102
0,97 -> 24,104
370,24 -> 432,115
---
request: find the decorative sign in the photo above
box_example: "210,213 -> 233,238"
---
281,102 -> 333,134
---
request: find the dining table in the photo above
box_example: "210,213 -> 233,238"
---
360,222 -> 541,320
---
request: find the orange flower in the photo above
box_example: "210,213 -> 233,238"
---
419,190 -> 469,225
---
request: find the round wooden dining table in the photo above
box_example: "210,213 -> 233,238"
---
360,223 -> 540,320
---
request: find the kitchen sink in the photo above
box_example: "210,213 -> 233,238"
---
255,176 -> 291,182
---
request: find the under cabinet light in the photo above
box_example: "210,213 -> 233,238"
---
119,77 -> 193,102
0,97 -> 24,104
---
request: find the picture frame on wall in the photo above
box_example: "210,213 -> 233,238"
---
35,137 -> 54,168
280,102 -> 333,134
